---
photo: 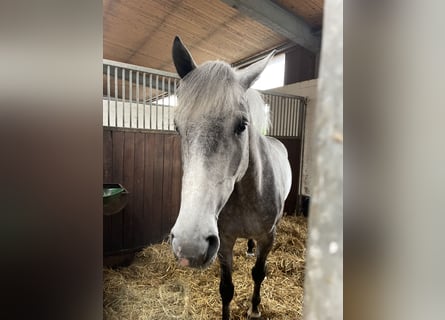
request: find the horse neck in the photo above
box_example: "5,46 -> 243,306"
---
237,128 -> 265,193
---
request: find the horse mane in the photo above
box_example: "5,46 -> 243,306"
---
244,88 -> 270,135
175,61 -> 270,134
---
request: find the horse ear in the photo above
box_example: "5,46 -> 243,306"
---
172,36 -> 197,78
237,50 -> 276,89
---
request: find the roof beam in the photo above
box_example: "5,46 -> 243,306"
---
221,0 -> 321,53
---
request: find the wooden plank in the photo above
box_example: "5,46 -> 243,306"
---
170,134 -> 182,232
274,0 -> 323,28
103,129 -> 113,253
151,133 -> 165,243
103,129 -> 113,182
104,129 -> 184,251
143,133 -> 156,245
109,130 -> 125,252
133,131 -> 146,247
122,132 -> 135,249
161,134 -> 175,240
277,137 -> 301,214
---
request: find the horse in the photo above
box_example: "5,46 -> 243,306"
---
170,36 -> 292,320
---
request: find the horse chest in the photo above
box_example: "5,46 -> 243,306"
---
218,191 -> 277,238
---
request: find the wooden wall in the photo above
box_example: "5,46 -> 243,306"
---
104,128 -> 302,254
277,137 -> 302,214
284,45 -> 317,84
103,128 -> 181,255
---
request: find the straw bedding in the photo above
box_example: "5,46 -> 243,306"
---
103,215 -> 307,320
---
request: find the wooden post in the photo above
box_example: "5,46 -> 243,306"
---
303,0 -> 343,319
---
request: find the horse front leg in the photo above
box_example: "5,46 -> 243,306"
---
248,232 -> 275,319
218,238 -> 236,320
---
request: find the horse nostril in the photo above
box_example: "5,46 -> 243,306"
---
205,235 -> 220,262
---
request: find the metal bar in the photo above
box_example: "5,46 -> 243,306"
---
269,95 -> 273,135
291,99 -> 295,136
107,65 -> 110,127
282,97 -> 286,136
114,67 -> 118,127
289,98 -> 294,136
136,71 -> 140,128
168,77 -> 171,130
273,95 -> 278,136
298,101 -> 306,205
288,98 -> 293,136
122,68 -> 125,127
278,97 -> 284,137
276,95 -> 280,136
174,79 -> 178,130
129,70 -> 132,128
280,96 -> 285,136
295,100 -> 301,137
281,97 -> 286,137
103,61 -> 177,93
259,90 -> 306,100
103,59 -> 180,79
292,98 -> 298,136
143,73 -> 146,129
149,74 -> 153,129
284,97 -> 290,137
282,97 -> 287,136
162,76 -> 165,130
155,75 -> 159,130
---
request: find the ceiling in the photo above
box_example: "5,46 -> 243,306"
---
274,0 -> 323,29
103,0 -> 323,73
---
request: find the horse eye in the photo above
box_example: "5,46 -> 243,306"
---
235,120 -> 247,134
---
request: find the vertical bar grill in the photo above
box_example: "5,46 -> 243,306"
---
103,60 -> 306,136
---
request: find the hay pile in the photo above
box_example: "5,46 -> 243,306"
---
104,215 -> 307,320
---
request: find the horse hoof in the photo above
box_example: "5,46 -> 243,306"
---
246,251 -> 255,257
247,306 -> 261,319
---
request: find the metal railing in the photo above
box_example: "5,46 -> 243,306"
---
103,59 -> 179,131
261,92 -> 307,137
103,60 -> 307,137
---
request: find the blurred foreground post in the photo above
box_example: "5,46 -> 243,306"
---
303,0 -> 343,319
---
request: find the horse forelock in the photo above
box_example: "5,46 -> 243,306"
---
174,61 -> 269,134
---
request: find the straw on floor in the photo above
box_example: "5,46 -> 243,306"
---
104,215 -> 307,320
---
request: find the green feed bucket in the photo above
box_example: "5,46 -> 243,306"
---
103,183 -> 129,216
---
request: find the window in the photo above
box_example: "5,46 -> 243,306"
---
251,53 -> 285,90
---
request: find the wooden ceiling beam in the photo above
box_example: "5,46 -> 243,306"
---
220,0 -> 321,53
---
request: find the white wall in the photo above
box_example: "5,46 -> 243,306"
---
270,79 -> 318,197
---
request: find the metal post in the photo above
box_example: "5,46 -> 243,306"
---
122,68 -> 125,127
143,73 -> 146,129
129,70 -> 133,128
136,72 -> 140,128
107,65 -> 110,127
155,75 -> 159,130
149,74 -> 153,129
161,76 -> 165,131
114,67 -> 118,127
168,77 -> 171,130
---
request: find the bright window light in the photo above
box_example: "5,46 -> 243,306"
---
251,53 -> 285,90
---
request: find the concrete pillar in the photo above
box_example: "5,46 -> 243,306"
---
303,0 -> 343,318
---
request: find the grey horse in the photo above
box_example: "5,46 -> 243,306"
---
170,36 -> 292,320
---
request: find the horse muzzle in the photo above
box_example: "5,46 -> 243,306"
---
171,234 -> 220,269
